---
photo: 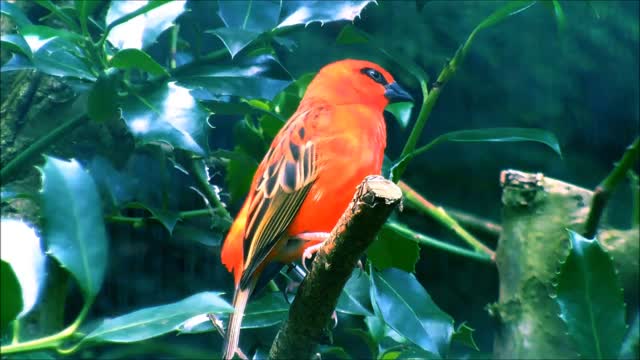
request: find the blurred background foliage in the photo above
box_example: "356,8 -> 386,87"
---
0,0 -> 638,359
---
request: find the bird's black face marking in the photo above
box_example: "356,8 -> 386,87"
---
361,67 -> 388,85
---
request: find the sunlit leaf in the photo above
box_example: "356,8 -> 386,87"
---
385,102 -> 413,129
336,268 -> 373,316
109,48 -> 169,76
367,227 -> 420,273
41,157 -> 108,299
371,268 -> 454,358
176,54 -> 292,101
0,219 -> 46,318
555,231 -> 626,360
0,1 -> 32,28
121,82 -> 211,155
83,292 -> 232,343
1,34 -> 32,58
106,0 -> 185,50
0,54 -> 33,73
88,70 -> 120,123
277,0 -> 375,28
451,322 -> 479,351
1,260 -> 22,331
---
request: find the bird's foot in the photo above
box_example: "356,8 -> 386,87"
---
293,232 -> 330,272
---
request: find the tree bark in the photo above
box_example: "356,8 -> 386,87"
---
269,176 -> 402,359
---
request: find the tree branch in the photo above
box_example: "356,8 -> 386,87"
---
269,176 -> 402,359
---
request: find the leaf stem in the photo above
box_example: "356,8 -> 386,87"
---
0,299 -> 92,354
186,157 -> 232,222
1,115 -> 89,184
399,181 -> 496,259
584,136 -> 640,238
384,222 -> 493,264
630,171 -> 639,228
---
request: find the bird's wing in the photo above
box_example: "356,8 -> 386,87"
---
238,106 -> 324,289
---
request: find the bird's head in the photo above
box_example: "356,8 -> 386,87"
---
303,59 -> 413,111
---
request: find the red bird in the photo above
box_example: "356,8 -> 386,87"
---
220,59 -> 412,359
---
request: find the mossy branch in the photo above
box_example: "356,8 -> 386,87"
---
269,176 -> 402,359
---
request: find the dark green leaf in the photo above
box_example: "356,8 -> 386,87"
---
555,231 -> 626,359
172,222 -> 222,248
619,313 -> 639,360
88,70 -> 120,123
0,1 -> 32,28
178,292 -> 287,334
336,24 -> 370,45
371,268 -> 454,358
0,260 -> 22,331
318,346 -> 350,360
106,0 -> 185,50
1,34 -> 32,58
367,226 -> 420,273
396,347 -> 440,359
224,146 -> 259,203
0,54 -> 34,73
208,28 -> 261,59
391,127 -> 561,182
218,0 -> 281,31
176,54 -> 292,101
385,102 -> 413,129
336,269 -> 373,316
20,24 -> 86,44
277,0 -> 375,28
83,292 -> 232,343
109,48 -> 169,76
451,322 -> 479,351
120,82 -> 211,155
476,1 -> 537,32
0,219 -> 46,319
41,156 -> 108,299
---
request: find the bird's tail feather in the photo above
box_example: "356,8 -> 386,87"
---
222,287 -> 250,359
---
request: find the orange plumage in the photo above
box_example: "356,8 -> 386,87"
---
220,59 -> 412,359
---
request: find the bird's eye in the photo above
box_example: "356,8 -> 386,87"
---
361,68 -> 387,85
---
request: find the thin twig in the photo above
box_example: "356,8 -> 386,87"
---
584,137 -> 639,238
399,181 -> 496,259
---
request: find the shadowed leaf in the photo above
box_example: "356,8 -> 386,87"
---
368,227 -> 420,273
0,260 -> 22,331
555,231 -> 626,359
1,34 -> 32,58
1,1 -> 32,28
41,157 -> 108,299
337,268 -> 373,316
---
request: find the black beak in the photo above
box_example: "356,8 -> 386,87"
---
384,82 -> 414,103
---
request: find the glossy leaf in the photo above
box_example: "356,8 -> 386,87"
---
218,0 -> 281,31
385,102 -> 413,129
367,227 -> 420,273
619,313 -> 639,360
106,0 -> 185,50
0,1 -> 32,28
83,292 -> 232,343
555,231 -> 626,360
41,157 -> 108,299
213,147 -> 258,203
88,70 -> 120,123
0,219 -> 46,318
1,34 -> 33,58
391,127 -> 561,182
0,54 -> 33,73
120,82 -> 211,155
371,268 -> 454,358
109,48 -> 169,76
277,0 -> 375,28
451,323 -> 479,351
177,292 -> 287,334
1,260 -> 22,331
208,28 -> 261,59
475,0 -> 536,32
176,54 -> 292,101
336,269 -> 373,316
20,24 -> 86,46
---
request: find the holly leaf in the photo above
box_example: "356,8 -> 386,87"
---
176,54 -> 292,101
371,267 -> 454,358
451,322 -> 479,351
367,226 -> 420,273
1,34 -> 33,58
1,260 -> 22,331
336,268 -> 373,316
106,0 -> 184,50
555,231 -> 626,360
109,48 -> 169,76
385,102 -> 413,128
41,157 -> 108,299
82,292 -> 232,343
88,70 -> 120,123
1,1 -> 32,28
0,219 -> 46,319
121,82 -> 211,155
277,0 -> 375,28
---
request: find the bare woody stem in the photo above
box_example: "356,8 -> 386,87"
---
269,176 -> 402,359
584,136 -> 639,238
